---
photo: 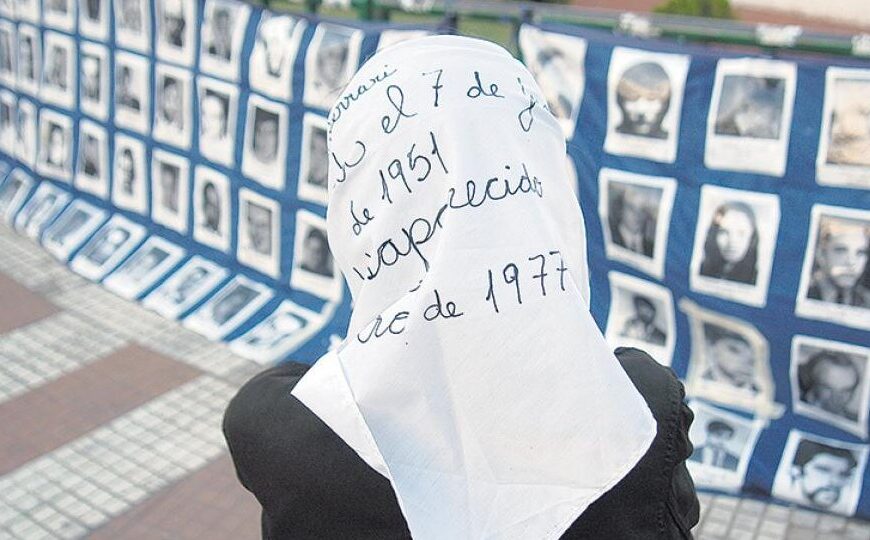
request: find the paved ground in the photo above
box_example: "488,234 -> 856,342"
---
0,224 -> 869,539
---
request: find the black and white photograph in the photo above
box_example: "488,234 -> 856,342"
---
237,188 -> 280,278
151,149 -> 189,233
44,0 -> 75,31
0,21 -> 13,89
197,76 -> 238,167
36,109 -> 73,183
681,299 -> 782,417
156,0 -> 196,66
302,23 -> 363,111
193,165 -> 231,252
598,168 -> 676,279
142,255 -> 228,319
689,185 -> 780,307
604,47 -> 689,164
0,0 -> 10,16
112,134 -> 149,214
183,276 -> 273,340
791,335 -> 870,439
230,300 -> 324,364
42,200 -> 107,261
14,99 -> 37,167
705,58 -> 796,177
13,181 -> 71,240
75,120 -> 109,198
242,95 -> 288,189
40,31 -> 76,109
796,205 -> 870,331
249,13 -> 306,101
114,0 -> 151,53
518,24 -> 587,139
290,209 -> 342,301
605,271 -> 676,367
297,113 -> 329,205
103,236 -> 185,299
70,215 -> 146,281
153,64 -> 192,148
686,400 -> 765,491
16,25 -> 40,96
80,42 -> 110,121
79,0 -> 109,40
376,29 -> 432,52
0,169 -> 34,225
0,90 -> 13,155
199,0 -> 251,81
772,430 -> 868,516
817,68 -> 870,189
115,51 -> 151,134
16,0 -> 41,22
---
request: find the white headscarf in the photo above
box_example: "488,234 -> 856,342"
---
292,35 -> 656,540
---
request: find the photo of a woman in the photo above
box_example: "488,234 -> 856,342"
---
699,201 -> 759,285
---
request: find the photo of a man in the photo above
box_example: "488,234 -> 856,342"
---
45,125 -> 66,168
159,0 -> 186,48
807,216 -> 870,308
158,162 -> 180,213
714,76 -> 786,140
299,226 -> 333,278
116,64 -> 142,112
81,54 -> 101,102
244,201 -> 273,256
798,350 -> 862,422
79,133 -> 101,178
701,323 -> 759,393
158,76 -> 183,130
689,420 -> 740,471
614,61 -> 671,139
620,294 -> 667,346
201,91 -> 229,143
44,43 -> 68,91
204,6 -> 232,60
303,24 -> 360,110
201,181 -> 221,233
116,147 -> 137,196
251,107 -> 279,164
607,183 -> 658,258
18,33 -> 36,83
307,126 -> 329,190
38,119 -> 70,177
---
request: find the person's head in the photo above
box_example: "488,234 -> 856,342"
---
613,186 -> 647,235
729,77 -> 783,138
49,45 -> 66,82
830,80 -> 870,145
798,351 -> 860,416
161,78 -> 181,123
162,0 -> 184,39
202,181 -> 221,227
316,36 -> 349,89
246,204 -> 271,254
791,440 -> 857,509
704,420 -> 734,451
631,295 -> 656,324
159,164 -> 179,208
19,36 -> 33,76
815,218 -> 870,290
117,147 -> 134,187
260,16 -> 292,74
616,62 -> 671,135
301,227 -> 331,273
705,325 -> 755,388
82,55 -> 100,90
47,124 -> 65,164
118,65 -> 132,89
253,114 -> 278,162
201,94 -> 227,139
309,128 -> 329,185
82,134 -> 98,162
711,202 -> 758,265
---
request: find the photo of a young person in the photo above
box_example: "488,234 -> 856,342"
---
115,0 -> 150,52
193,166 -> 231,252
104,236 -> 185,299
517,24 -> 587,139
16,25 -> 40,95
14,182 -> 71,240
705,58 -> 796,177
115,52 -> 151,134
598,168 -> 676,279
153,64 -> 192,149
197,76 -> 238,167
303,23 -> 363,111
75,120 -> 109,198
14,99 -> 37,167
242,95 -> 288,189
42,200 -> 107,261
199,0 -> 250,81
230,300 -> 326,364
183,276 -> 273,340
796,206 -> 870,331
112,134 -> 148,214
605,272 -> 675,367
43,0 -> 74,31
70,215 -> 146,281
250,13 -> 306,101
290,209 -> 342,301
690,185 -> 780,307
150,149 -> 189,233
772,431 -> 868,516
237,189 -> 280,278
0,170 -> 33,224
604,48 -> 689,163
156,0 -> 196,65
41,32 -> 75,108
817,69 -> 870,189
297,113 -> 330,204
79,0 -> 109,40
143,255 -> 228,319
80,42 -> 110,120
36,110 -> 73,183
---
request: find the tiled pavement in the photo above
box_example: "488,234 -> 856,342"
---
1,225 -> 869,539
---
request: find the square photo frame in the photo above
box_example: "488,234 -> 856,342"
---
41,31 -> 76,109
155,0 -> 197,66
36,109 -> 74,183
0,169 -> 34,225
199,0 -> 250,81
604,271 -> 676,367
75,119 -> 110,198
297,112 -> 329,205
241,94 -> 288,189
14,98 -> 37,167
80,41 -> 110,121
114,50 -> 151,134
153,63 -> 192,149
192,165 -> 231,252
142,255 -> 228,319
290,209 -> 342,301
230,300 -> 326,364
182,275 -> 273,340
237,188 -> 280,278
69,214 -> 147,281
114,0 -> 151,53
103,236 -> 185,299
112,133 -> 149,214
150,148 -> 189,233
816,68 -> 870,190
79,0 -> 110,41
0,21 -> 13,89
302,22 -> 363,111
249,13 -> 306,101
14,181 -> 71,240
15,24 -> 40,95
42,200 -> 108,261
0,90 -> 14,155
197,75 -> 238,167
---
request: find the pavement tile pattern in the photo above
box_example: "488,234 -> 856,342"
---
0,226 -> 868,539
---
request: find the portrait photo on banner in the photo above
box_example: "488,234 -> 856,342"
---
237,188 -> 281,278
156,0 -> 197,66
290,209 -> 342,301
604,271 -> 676,367
41,31 -> 76,109
15,99 -> 37,168
598,167 -> 676,279
817,67 -> 870,189
0,20 -> 14,88
686,399 -> 765,491
112,133 -> 149,214
517,24 -> 586,140
230,300 -> 326,364
104,236 -> 185,299
15,24 -> 40,96
153,63 -> 193,149
142,255 -> 228,319
151,149 -> 190,233
705,58 -> 796,177
192,165 -> 231,252
42,200 -> 107,261
36,109 -> 73,183
250,13 -> 307,101
197,75 -> 239,167
791,335 -> 870,439
75,119 -> 110,198
772,430 -> 868,516
114,51 -> 151,134
114,0 -> 151,52
80,41 -> 110,121
43,0 -> 75,31
69,215 -> 146,281
199,0 -> 251,81
16,0 -> 40,23
297,112 -> 329,205
0,170 -> 34,225
183,275 -> 273,340
14,181 -> 71,240
79,0 -> 110,40
604,47 -> 689,163
0,90 -> 13,156
796,204 -> 870,330
689,185 -> 780,307
242,94 -> 288,189
302,23 -> 363,111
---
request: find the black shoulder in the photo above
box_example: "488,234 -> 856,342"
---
614,347 -> 684,424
